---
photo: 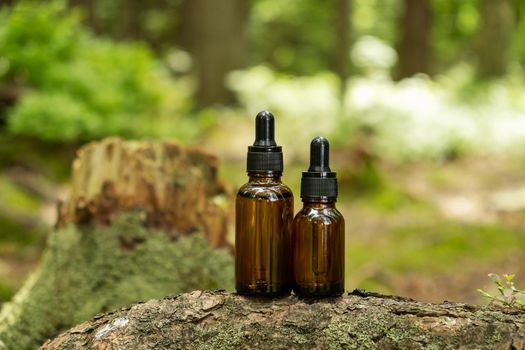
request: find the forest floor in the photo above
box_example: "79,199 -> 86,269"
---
341,156 -> 525,303
1,154 -> 525,305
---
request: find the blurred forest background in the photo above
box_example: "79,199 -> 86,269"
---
1,0 -> 525,305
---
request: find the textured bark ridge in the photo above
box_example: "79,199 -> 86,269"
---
0,139 -> 233,350
57,137 -> 229,247
41,290 -> 525,350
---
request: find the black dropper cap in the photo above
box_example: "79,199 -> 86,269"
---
301,136 -> 337,200
246,111 -> 283,173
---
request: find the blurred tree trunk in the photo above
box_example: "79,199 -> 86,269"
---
68,0 -> 99,34
179,0 -> 250,107
475,0 -> 515,78
117,0 -> 144,41
334,0 -> 352,98
0,0 -> 15,7
395,0 -> 432,80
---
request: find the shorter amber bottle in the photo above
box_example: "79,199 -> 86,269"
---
293,136 -> 345,297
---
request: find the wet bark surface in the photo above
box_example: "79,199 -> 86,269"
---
42,290 -> 525,350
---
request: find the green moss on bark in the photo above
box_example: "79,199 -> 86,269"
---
0,213 -> 233,350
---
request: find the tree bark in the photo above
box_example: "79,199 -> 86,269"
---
334,0 -> 352,98
41,289 -> 525,350
475,0 -> 515,78
0,139 -> 233,350
395,0 -> 432,80
68,0 -> 99,34
178,0 -> 249,107
0,0 -> 15,8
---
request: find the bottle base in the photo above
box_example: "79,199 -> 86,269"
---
236,283 -> 292,297
293,282 -> 344,298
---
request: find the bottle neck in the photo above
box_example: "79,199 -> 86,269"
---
248,171 -> 282,184
302,198 -> 336,208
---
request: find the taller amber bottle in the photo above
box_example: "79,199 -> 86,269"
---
235,111 -> 294,296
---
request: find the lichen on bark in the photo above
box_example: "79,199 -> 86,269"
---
41,290 -> 525,350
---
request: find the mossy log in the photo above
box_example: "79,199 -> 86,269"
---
41,290 -> 525,350
0,138 -> 234,350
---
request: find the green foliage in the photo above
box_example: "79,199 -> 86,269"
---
0,1 -> 79,86
227,66 -> 341,160
513,0 -> 525,67
477,273 -> 525,308
0,1 -> 196,143
0,281 -> 13,305
9,93 -> 100,141
346,222 -> 525,284
250,0 -> 403,75
431,0 -> 481,70
60,0 -> 525,78
351,0 -> 401,44
0,175 -> 40,214
229,63 -> 525,161
0,175 -> 43,247
251,0 -> 335,74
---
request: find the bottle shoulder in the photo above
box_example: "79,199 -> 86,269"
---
237,181 -> 294,201
294,205 -> 344,224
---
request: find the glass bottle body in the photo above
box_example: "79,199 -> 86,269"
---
235,173 -> 294,296
292,200 -> 344,297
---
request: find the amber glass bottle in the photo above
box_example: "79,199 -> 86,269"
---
293,136 -> 344,297
235,111 -> 294,296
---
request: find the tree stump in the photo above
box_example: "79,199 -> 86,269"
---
57,137 -> 229,247
0,138 -> 234,350
41,290 -> 525,350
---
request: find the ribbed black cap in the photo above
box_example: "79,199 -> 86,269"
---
246,111 -> 283,173
301,136 -> 337,200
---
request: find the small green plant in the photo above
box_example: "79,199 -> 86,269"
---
477,273 -> 525,308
